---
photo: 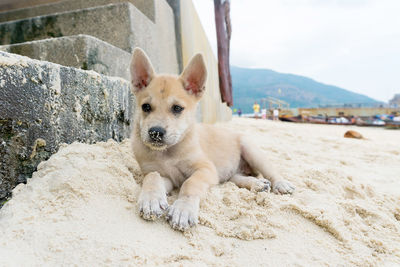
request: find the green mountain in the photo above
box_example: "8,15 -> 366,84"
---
231,66 -> 379,113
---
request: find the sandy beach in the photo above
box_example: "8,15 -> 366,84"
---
0,118 -> 399,266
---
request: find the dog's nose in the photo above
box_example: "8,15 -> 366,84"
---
148,126 -> 166,142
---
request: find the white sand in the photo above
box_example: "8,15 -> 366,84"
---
1,118 -> 399,266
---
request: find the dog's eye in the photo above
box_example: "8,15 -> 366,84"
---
142,103 -> 151,112
172,105 -> 184,114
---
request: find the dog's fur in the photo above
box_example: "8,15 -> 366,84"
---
130,48 -> 295,231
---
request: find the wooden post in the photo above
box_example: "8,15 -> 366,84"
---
214,0 -> 233,106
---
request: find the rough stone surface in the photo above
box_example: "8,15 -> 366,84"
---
0,2 -> 178,74
0,34 -> 131,80
0,51 -> 134,203
0,0 -> 155,22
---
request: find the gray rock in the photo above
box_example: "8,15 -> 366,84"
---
0,0 -> 155,23
0,51 -> 134,203
0,34 -> 131,80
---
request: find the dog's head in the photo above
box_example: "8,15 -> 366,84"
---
130,48 -> 207,151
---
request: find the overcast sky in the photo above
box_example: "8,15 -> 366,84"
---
192,0 -> 400,102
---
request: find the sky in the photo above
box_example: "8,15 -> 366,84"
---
192,0 -> 400,102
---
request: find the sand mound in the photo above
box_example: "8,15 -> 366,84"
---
1,118 -> 399,266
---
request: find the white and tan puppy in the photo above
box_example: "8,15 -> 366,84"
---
130,48 -> 295,231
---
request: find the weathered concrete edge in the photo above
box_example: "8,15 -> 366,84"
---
0,34 -> 131,80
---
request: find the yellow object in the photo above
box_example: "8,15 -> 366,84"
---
253,103 -> 260,113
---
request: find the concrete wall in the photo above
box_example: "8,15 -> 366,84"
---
179,0 -> 231,123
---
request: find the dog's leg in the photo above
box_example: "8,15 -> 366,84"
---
138,171 -> 173,220
240,137 -> 295,194
230,174 -> 271,192
167,161 -> 218,231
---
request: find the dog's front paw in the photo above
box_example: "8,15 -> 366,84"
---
166,196 -> 200,231
273,180 -> 295,194
251,178 -> 271,192
138,191 -> 169,220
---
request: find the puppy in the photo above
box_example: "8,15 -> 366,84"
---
130,48 -> 295,231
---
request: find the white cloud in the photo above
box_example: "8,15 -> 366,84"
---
192,0 -> 400,102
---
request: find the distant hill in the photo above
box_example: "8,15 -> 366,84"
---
231,66 -> 379,113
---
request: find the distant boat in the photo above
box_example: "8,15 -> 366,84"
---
356,118 -> 385,127
279,115 -> 391,127
384,121 -> 400,129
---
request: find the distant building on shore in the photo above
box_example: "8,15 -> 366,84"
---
389,94 -> 400,107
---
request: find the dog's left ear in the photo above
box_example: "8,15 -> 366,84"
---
179,53 -> 207,98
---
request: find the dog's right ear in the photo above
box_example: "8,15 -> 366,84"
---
130,48 -> 155,93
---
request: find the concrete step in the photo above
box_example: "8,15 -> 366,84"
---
0,0 -> 62,13
0,51 -> 133,202
0,1 -> 178,74
0,0 -> 155,23
0,3 -> 149,53
0,34 -> 131,80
